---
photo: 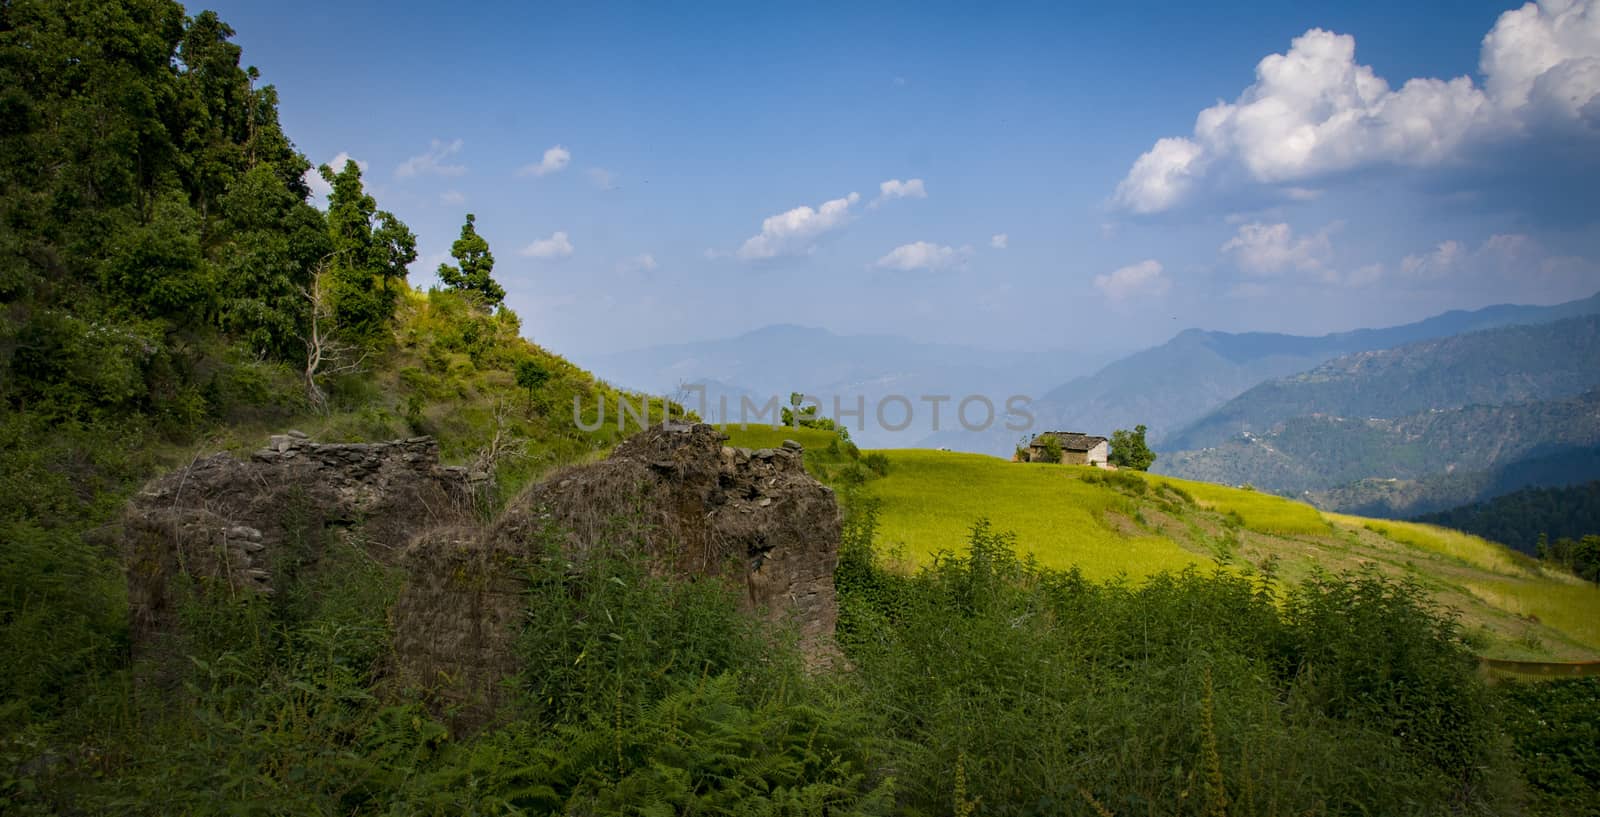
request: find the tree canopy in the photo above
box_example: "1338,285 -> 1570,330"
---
438,213 -> 505,307
1109,424 -> 1156,471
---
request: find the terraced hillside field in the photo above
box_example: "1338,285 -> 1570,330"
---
722,428 -> 1600,664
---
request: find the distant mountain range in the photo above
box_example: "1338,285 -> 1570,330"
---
1159,388 -> 1600,496
579,324 -> 1122,448
585,291 -> 1600,456
1308,444 -> 1600,519
923,290 -> 1600,455
1164,314 -> 1600,452
1154,310 -> 1600,516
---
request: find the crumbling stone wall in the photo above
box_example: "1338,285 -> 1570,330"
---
123,432 -> 479,659
124,424 -> 842,730
499,422 -> 841,642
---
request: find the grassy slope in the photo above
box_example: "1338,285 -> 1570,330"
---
144,287 -> 669,505
726,428 -> 1600,663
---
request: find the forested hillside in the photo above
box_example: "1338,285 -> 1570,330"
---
0,0 -> 655,735
1166,315 -> 1600,451
1416,482 -> 1600,554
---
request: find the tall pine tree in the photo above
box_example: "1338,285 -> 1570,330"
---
437,213 -> 505,308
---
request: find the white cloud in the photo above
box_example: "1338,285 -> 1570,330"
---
587,167 -> 617,189
1220,222 -> 1337,276
439,190 -> 466,206
303,151 -> 366,202
396,138 -> 466,178
521,231 -> 574,259
990,233 -> 1009,249
736,191 -> 861,260
1114,137 -> 1206,214
1112,0 -> 1600,213
617,253 -> 657,273
874,241 -> 969,271
873,178 -> 927,206
519,145 -> 571,178
1400,240 -> 1466,279
1094,259 -> 1170,301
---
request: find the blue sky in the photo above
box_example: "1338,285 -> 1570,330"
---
207,0 -> 1600,362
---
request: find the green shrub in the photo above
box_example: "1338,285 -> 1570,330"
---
863,451 -> 891,477
836,513 -> 1517,815
1499,679 -> 1600,816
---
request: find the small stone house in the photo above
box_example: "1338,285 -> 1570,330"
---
1026,431 -> 1109,466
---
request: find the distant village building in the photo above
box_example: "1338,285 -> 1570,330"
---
1025,431 -> 1110,466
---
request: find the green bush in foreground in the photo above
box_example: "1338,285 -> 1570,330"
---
838,508 -> 1518,816
5,501 -> 1531,815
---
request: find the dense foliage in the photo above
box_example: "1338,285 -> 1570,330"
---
1498,678 -> 1600,816
437,213 -> 505,308
1416,481 -> 1600,555
1108,423 -> 1155,470
5,491 -> 1537,815
0,0 -> 665,772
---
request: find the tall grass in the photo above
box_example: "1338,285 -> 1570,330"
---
836,511 -> 1518,815
1464,579 -> 1600,651
1147,474 -> 1331,535
1326,514 -> 1539,577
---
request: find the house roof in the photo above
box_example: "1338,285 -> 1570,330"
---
1031,431 -> 1108,451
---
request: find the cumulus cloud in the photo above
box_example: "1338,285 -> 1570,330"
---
874,241 -> 969,271
874,178 -> 927,205
396,138 -> 466,178
519,145 -> 571,178
521,231 -> 574,259
737,192 -> 861,260
1094,259 -> 1170,300
1112,0 -> 1600,213
991,233 -> 1009,249
439,190 -> 466,206
617,253 -> 657,273
1221,221 -> 1338,276
1400,240 -> 1465,279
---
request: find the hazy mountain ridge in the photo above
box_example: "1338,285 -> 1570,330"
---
922,290 -> 1600,455
1157,390 -> 1600,499
582,324 -> 1121,447
1165,314 -> 1600,451
1308,445 -> 1600,519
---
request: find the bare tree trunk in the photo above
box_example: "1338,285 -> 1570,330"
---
297,270 -> 365,414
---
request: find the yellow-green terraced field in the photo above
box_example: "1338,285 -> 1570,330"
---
709,434 -> 1600,663
1147,474 -> 1332,535
1324,514 -> 1545,578
863,453 -> 1206,579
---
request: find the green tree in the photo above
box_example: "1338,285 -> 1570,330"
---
1035,435 -> 1063,464
516,358 -> 551,412
319,159 -> 415,344
1109,424 -> 1156,471
437,213 -> 504,307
